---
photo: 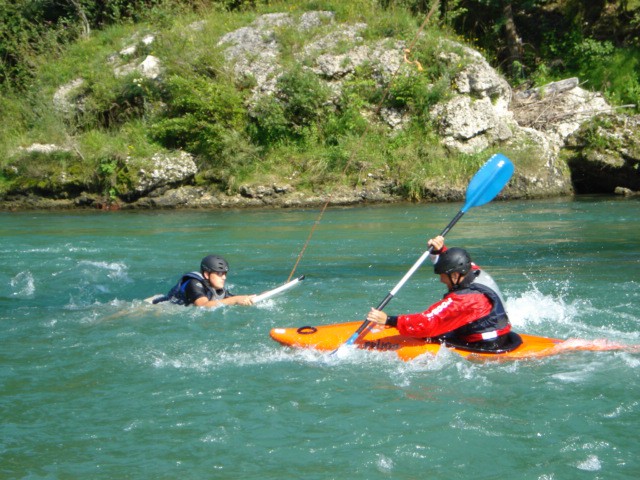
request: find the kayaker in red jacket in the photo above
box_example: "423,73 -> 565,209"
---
366,236 -> 521,352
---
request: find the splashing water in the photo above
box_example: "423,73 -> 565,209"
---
10,271 -> 35,297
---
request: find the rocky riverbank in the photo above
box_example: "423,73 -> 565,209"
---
2,11 -> 639,211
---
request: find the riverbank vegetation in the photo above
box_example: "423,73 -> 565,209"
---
1,1 -> 639,205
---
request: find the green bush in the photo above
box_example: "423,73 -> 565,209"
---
573,41 -> 640,109
248,67 -> 332,146
76,74 -> 161,130
276,67 -> 332,134
0,0 -> 79,92
323,107 -> 368,146
150,75 -> 248,163
248,96 -> 289,145
387,72 -> 448,117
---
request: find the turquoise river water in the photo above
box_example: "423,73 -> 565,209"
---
1,196 -> 639,479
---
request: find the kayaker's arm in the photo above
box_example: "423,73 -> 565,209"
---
223,294 -> 256,306
194,294 -> 256,307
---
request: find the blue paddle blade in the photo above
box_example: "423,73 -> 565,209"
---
461,153 -> 514,213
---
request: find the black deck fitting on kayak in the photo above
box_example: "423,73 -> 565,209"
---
297,326 -> 317,335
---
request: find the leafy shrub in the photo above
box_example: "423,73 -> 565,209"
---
574,42 -> 640,109
323,107 -> 368,146
249,67 -> 331,146
150,75 -> 248,164
65,71 -> 162,131
277,67 -> 332,133
0,1 -> 80,92
248,96 -> 289,146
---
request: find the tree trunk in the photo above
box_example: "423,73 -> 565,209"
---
69,0 -> 91,38
501,1 -> 523,65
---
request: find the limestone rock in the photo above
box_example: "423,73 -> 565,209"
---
114,55 -> 162,79
53,78 -> 85,115
128,151 -> 198,196
430,42 -> 515,154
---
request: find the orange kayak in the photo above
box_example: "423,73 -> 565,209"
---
270,321 -> 634,361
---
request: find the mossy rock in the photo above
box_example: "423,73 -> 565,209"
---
3,150 -> 96,198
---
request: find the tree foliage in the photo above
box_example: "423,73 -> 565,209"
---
0,0 -> 230,92
3,0 -> 639,98
0,0 -> 78,90
379,0 -> 640,106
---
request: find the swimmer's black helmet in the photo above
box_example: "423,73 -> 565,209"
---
200,255 -> 229,274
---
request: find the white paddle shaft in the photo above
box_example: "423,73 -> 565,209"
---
253,275 -> 305,303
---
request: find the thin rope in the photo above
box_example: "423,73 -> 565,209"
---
286,1 -> 440,282
286,201 -> 330,282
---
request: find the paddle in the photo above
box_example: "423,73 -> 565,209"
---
334,153 -> 515,352
253,275 -> 305,303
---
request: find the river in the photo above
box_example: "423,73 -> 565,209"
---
2,196 -> 639,479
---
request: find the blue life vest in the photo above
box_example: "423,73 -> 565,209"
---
153,272 -> 229,306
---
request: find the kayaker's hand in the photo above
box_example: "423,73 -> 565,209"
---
367,308 -> 388,325
428,235 -> 445,253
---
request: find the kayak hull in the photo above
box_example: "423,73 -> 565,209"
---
270,321 -> 629,361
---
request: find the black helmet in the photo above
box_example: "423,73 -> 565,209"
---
200,255 -> 229,273
434,248 -> 472,275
